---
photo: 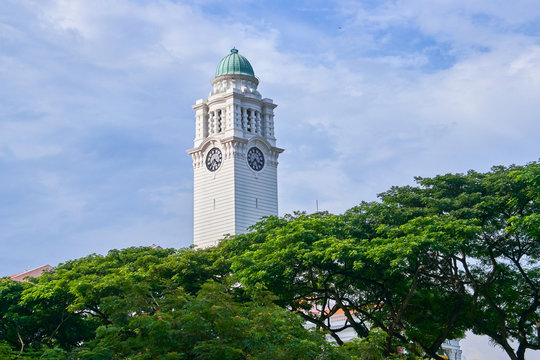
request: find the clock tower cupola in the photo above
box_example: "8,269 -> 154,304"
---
188,49 -> 284,248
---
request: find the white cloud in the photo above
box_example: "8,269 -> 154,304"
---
1,0 -> 537,247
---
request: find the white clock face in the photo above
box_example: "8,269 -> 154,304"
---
247,147 -> 264,171
206,147 -> 222,172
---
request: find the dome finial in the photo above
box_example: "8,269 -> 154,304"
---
231,47 -> 238,54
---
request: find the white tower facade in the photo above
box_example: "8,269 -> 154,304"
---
188,49 -> 284,248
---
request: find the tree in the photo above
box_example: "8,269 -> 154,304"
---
78,281 -> 346,360
391,162 -> 539,359
224,210 -> 470,359
2,246 -> 345,359
225,161 -> 540,360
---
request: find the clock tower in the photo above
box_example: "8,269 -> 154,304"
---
188,48 -> 284,248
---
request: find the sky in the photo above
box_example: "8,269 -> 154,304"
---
1,0 -> 539,358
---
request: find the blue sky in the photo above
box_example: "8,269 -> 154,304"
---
1,1 -> 540,358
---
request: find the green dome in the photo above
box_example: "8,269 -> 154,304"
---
215,48 -> 255,78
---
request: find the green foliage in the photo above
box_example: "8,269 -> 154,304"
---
226,161 -> 540,360
1,161 -> 538,360
343,329 -> 420,360
70,280 -> 344,359
1,246 -> 342,359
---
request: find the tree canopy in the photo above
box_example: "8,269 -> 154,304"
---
225,161 -> 539,360
1,246 -> 347,359
1,161 -> 538,360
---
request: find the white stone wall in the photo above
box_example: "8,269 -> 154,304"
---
234,144 -> 279,234
441,339 -> 463,360
192,145 -> 236,249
